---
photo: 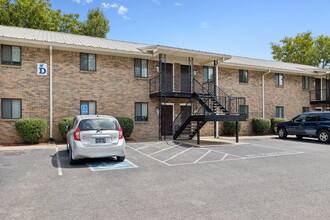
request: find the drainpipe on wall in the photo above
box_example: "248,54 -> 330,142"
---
49,46 -> 53,140
262,70 -> 271,118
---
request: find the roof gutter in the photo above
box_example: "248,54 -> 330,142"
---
262,70 -> 271,118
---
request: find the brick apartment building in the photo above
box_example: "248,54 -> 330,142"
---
0,25 -> 329,144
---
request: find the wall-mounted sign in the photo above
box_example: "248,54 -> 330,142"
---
37,63 -> 47,75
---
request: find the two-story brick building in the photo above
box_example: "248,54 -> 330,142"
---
0,25 -> 329,144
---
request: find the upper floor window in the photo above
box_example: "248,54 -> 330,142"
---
1,45 -> 21,66
1,99 -> 21,119
275,73 -> 284,86
239,105 -> 249,119
302,76 -> 309,89
134,59 -> 148,78
203,66 -> 214,82
239,70 -> 248,83
276,106 -> 284,118
80,101 -> 96,115
80,53 -> 96,71
135,102 -> 148,121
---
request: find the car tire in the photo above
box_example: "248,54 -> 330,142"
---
278,127 -> 288,139
317,130 -> 330,143
117,156 -> 125,162
296,135 -> 303,140
66,143 -> 69,153
69,147 -> 78,165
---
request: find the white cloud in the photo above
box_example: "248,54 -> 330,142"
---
101,2 -> 111,8
72,0 -> 93,4
123,15 -> 131,21
175,2 -> 183,6
72,0 -> 81,3
153,0 -> 160,5
85,0 -> 93,3
110,3 -> 119,8
200,22 -> 210,29
118,5 -> 128,15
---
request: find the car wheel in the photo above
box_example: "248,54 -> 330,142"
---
66,142 -> 69,153
117,156 -> 125,162
296,135 -> 303,140
317,130 -> 330,143
278,128 -> 288,139
69,146 -> 78,165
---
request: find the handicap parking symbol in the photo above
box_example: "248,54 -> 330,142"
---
87,160 -> 137,171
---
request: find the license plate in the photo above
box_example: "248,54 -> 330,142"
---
95,138 -> 106,144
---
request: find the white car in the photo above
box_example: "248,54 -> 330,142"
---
66,115 -> 126,164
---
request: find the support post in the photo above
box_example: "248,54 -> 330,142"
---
214,60 -> 219,138
197,121 -> 200,145
235,121 -> 239,143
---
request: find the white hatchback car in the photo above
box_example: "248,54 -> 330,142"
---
66,115 -> 126,164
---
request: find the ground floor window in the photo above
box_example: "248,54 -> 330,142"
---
80,101 -> 96,115
135,102 -> 148,121
1,99 -> 21,119
302,107 -> 310,113
239,105 -> 249,119
276,106 -> 284,118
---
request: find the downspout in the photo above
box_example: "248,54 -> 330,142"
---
215,60 -> 219,137
262,70 -> 271,118
49,46 -> 53,139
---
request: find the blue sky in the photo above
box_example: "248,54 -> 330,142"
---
51,0 -> 330,60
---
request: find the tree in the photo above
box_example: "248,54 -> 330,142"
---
82,8 -> 110,38
271,32 -> 330,68
0,0 -> 110,38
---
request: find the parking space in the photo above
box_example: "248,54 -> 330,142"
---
1,137 -> 330,219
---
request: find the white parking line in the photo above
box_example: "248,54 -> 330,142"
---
127,145 -> 171,166
193,150 -> 211,163
163,146 -> 194,162
55,147 -> 63,176
220,154 -> 228,161
148,145 -> 176,156
136,142 -> 164,150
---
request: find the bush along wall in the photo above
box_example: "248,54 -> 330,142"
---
223,121 -> 243,136
270,118 -> 287,134
58,117 -> 75,142
116,117 -> 134,139
15,118 -> 47,144
252,118 -> 271,135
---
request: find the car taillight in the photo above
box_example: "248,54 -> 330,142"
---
118,128 -> 123,139
74,127 -> 81,141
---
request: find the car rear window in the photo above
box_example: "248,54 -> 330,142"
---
78,119 -> 118,131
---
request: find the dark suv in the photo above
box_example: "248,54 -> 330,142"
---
275,111 -> 330,143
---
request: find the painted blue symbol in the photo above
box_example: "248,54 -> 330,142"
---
81,105 -> 88,115
88,160 -> 137,171
38,64 -> 47,75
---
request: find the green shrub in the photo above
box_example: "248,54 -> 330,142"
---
252,118 -> 271,135
223,121 -> 243,136
58,117 -> 74,142
15,118 -> 47,144
116,117 -> 134,138
270,118 -> 286,134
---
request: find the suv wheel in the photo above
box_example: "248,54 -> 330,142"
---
296,135 -> 303,140
278,128 -> 288,139
317,130 -> 330,143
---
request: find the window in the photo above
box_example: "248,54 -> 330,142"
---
1,99 -> 21,119
323,113 -> 330,121
239,105 -> 249,119
80,53 -> 96,71
275,73 -> 284,86
276,106 -> 284,118
1,45 -> 21,65
80,101 -> 96,115
135,102 -> 148,121
302,76 -> 309,89
239,70 -> 248,83
302,107 -> 310,113
294,114 -> 306,123
134,59 -> 148,77
305,114 -> 321,122
203,66 -> 214,82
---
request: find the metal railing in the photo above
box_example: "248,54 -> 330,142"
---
310,89 -> 330,102
149,75 -> 192,94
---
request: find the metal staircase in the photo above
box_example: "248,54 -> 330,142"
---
173,79 -> 246,140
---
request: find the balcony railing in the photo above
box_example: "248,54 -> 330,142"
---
149,75 -> 192,94
310,89 -> 330,103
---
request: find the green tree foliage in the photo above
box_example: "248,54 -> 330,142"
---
82,8 -> 110,38
271,32 -> 330,68
0,0 -> 110,37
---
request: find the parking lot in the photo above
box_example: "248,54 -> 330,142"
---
1,136 -> 330,219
